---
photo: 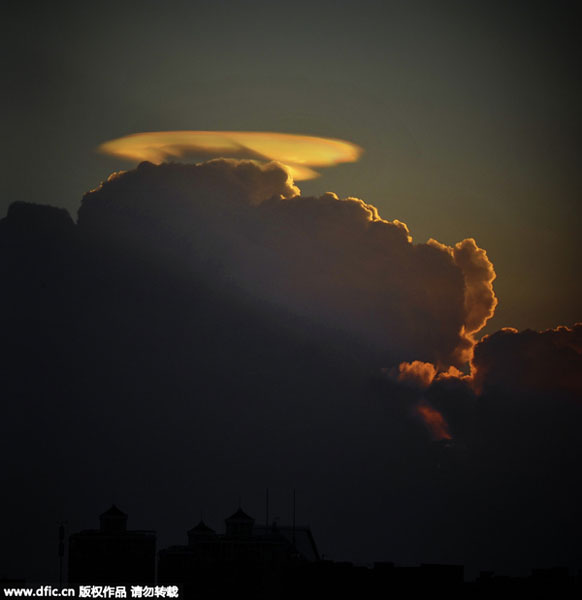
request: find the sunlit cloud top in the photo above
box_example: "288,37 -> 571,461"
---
98,131 -> 363,180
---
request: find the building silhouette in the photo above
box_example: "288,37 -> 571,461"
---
68,505 -> 156,583
158,506 -> 319,598
61,504 -> 579,597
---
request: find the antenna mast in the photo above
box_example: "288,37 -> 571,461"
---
265,488 -> 269,532
292,489 -> 296,545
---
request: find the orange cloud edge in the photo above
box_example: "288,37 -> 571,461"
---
98,130 -> 364,181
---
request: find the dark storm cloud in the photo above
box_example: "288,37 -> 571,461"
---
0,159 -> 580,580
393,322 -> 582,444
471,324 -> 582,395
382,323 -> 582,571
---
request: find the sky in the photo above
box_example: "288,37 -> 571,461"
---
1,0 -> 581,583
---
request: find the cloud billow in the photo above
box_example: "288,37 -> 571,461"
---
472,324 -> 582,395
79,159 -> 496,369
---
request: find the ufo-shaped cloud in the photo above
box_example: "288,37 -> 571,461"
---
98,131 -> 363,180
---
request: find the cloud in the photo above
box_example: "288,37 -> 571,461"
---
1,159 -> 581,578
415,401 -> 452,441
428,238 -> 497,364
0,200 -> 75,239
390,322 -> 582,447
392,361 -> 452,440
471,323 -> 582,396
98,131 -> 363,180
397,360 -> 437,388
78,159 -> 496,369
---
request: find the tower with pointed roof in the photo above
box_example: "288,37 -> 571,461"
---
158,502 -> 321,595
68,505 -> 156,584
225,507 -> 255,538
187,520 -> 216,545
99,504 -> 128,533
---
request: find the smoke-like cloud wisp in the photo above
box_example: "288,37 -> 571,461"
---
415,402 -> 452,441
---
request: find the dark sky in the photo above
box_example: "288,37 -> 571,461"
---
1,0 -> 581,583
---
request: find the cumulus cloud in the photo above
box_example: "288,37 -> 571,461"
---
397,360 -> 437,388
428,238 -> 497,364
78,159 -> 496,369
13,159 -> 577,446
394,321 -> 582,433
471,323 -> 582,395
1,158 -> 581,578
391,323 -> 582,444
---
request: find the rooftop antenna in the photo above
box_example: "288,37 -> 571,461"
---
265,488 -> 269,532
57,521 -> 66,587
292,489 -> 296,545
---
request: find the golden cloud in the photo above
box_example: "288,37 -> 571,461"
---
98,131 -> 363,180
